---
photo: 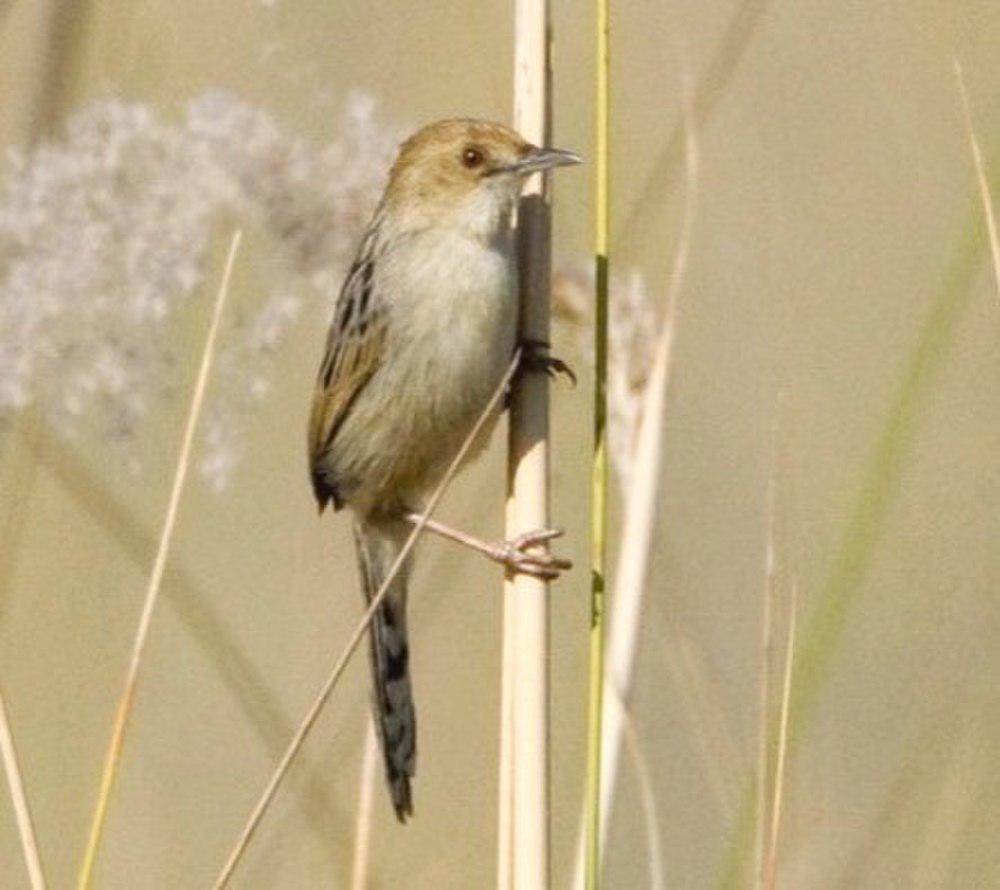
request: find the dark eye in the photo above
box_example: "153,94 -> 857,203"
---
462,146 -> 485,168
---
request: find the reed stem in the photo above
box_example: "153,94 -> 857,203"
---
501,2 -> 555,886
584,0 -> 611,885
76,231 -> 242,889
0,685 -> 47,889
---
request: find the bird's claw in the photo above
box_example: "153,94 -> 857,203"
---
488,527 -> 573,580
517,339 -> 577,385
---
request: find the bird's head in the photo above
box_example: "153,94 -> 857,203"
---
383,118 -> 580,239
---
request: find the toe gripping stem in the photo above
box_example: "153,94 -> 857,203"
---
491,527 -> 573,581
517,338 -> 577,385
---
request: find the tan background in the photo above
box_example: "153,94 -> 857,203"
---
2,0 -> 1000,887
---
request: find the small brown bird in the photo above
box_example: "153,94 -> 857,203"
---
308,118 -> 579,820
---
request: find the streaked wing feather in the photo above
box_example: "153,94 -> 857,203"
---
308,229 -> 386,490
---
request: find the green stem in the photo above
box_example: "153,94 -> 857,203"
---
585,0 -> 611,886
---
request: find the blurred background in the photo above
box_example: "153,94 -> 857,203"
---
2,0 -> 1000,887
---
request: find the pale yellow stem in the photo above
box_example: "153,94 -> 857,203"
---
0,685 -> 47,889
763,581 -> 798,890
504,1 -> 553,888
76,231 -> 243,889
955,60 -> 1000,302
349,718 -> 378,890
754,425 -> 779,890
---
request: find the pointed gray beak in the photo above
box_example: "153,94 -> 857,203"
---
510,146 -> 583,175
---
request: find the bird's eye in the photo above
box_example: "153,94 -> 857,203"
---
462,147 -> 485,168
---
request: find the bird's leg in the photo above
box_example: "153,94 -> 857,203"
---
403,512 -> 572,580
516,338 -> 577,385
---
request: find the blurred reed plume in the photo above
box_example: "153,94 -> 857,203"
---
0,91 -> 400,486
554,265 -> 658,492
557,263 -> 668,886
560,77 -> 696,885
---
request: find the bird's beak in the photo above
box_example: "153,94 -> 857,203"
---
508,146 -> 582,175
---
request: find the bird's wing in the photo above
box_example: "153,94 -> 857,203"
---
308,228 -> 387,508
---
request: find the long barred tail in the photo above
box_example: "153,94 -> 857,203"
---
353,517 -> 416,821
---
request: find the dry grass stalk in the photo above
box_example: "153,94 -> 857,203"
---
718,153 -> 994,890
76,230 -> 243,889
662,628 -> 739,815
350,718 -> 378,890
497,579 -> 515,890
620,704 -> 665,890
0,685 -> 47,889
572,65 -> 699,890
955,60 -> 1000,300
35,428 -> 341,838
501,1 -> 554,886
213,352 -> 523,889
763,580 -> 797,890
753,483 -> 776,889
754,411 -> 781,890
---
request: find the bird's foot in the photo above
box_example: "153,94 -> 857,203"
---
517,339 -> 577,385
486,527 -> 573,580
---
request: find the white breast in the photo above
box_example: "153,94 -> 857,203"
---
385,226 -> 517,417
329,195 -> 521,507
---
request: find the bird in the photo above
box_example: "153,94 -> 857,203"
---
307,118 -> 580,821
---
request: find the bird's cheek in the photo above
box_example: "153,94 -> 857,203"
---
492,173 -> 523,201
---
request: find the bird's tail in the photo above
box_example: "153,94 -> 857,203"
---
353,516 -> 416,821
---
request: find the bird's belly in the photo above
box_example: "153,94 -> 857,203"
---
335,235 -> 517,508
394,234 -> 515,414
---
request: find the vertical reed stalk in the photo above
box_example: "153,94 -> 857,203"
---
349,719 -> 378,890
76,231 -> 243,889
501,2 -> 554,887
584,0 -> 611,885
0,686 -> 47,889
621,709 -> 665,890
497,582 -> 515,890
574,66 -> 697,890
